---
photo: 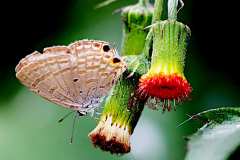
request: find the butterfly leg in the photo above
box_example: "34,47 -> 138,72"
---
77,111 -> 86,116
70,112 -> 78,144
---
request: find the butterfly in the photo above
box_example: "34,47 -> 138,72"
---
16,39 -> 126,116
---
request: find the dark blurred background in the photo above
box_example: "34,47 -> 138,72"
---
0,0 -> 239,160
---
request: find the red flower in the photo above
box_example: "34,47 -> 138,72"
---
138,73 -> 191,111
137,20 -> 192,111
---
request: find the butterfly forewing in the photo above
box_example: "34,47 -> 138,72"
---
16,40 -> 126,113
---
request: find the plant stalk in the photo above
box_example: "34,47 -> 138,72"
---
143,0 -> 166,60
152,0 -> 164,23
168,0 -> 178,20
139,0 -> 149,5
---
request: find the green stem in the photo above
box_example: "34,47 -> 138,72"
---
168,0 -> 178,20
101,69 -> 145,133
143,0 -> 166,60
143,29 -> 153,60
138,0 -> 148,5
152,0 -> 164,23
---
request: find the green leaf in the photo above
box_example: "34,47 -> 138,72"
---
185,107 -> 240,160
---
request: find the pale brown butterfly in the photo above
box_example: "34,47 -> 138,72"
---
15,39 -> 126,116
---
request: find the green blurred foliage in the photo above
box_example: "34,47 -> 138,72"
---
0,0 -> 239,160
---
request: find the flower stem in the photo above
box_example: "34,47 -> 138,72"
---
143,0 -> 167,60
138,0 -> 149,5
168,0 -> 178,20
152,0 -> 165,23
143,29 -> 153,60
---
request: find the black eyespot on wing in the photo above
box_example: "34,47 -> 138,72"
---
73,78 -> 78,82
103,44 -> 110,52
112,57 -> 121,63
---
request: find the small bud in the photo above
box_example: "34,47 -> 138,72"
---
121,1 -> 153,56
89,115 -> 131,154
138,20 -> 192,111
89,57 -> 146,154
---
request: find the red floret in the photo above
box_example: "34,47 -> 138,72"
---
138,73 -> 192,102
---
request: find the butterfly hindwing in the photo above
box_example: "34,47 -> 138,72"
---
15,40 -> 126,113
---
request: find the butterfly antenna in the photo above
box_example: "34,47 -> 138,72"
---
126,56 -> 139,78
112,41 -> 120,55
58,111 -> 74,123
115,42 -> 119,51
70,112 -> 78,144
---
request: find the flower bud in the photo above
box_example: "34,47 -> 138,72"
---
121,1 -> 153,56
138,20 -> 192,111
89,59 -> 146,154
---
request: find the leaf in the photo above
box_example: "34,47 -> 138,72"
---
185,107 -> 240,160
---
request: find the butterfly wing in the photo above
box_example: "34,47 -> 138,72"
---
68,40 -> 126,112
15,40 -> 126,113
16,46 -> 83,110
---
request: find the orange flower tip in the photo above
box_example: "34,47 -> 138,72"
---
88,116 -> 131,154
138,73 -> 192,111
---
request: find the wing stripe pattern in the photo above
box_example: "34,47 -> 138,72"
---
16,40 -> 126,113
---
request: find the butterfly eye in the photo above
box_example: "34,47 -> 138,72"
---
103,44 -> 111,52
112,57 -> 121,63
